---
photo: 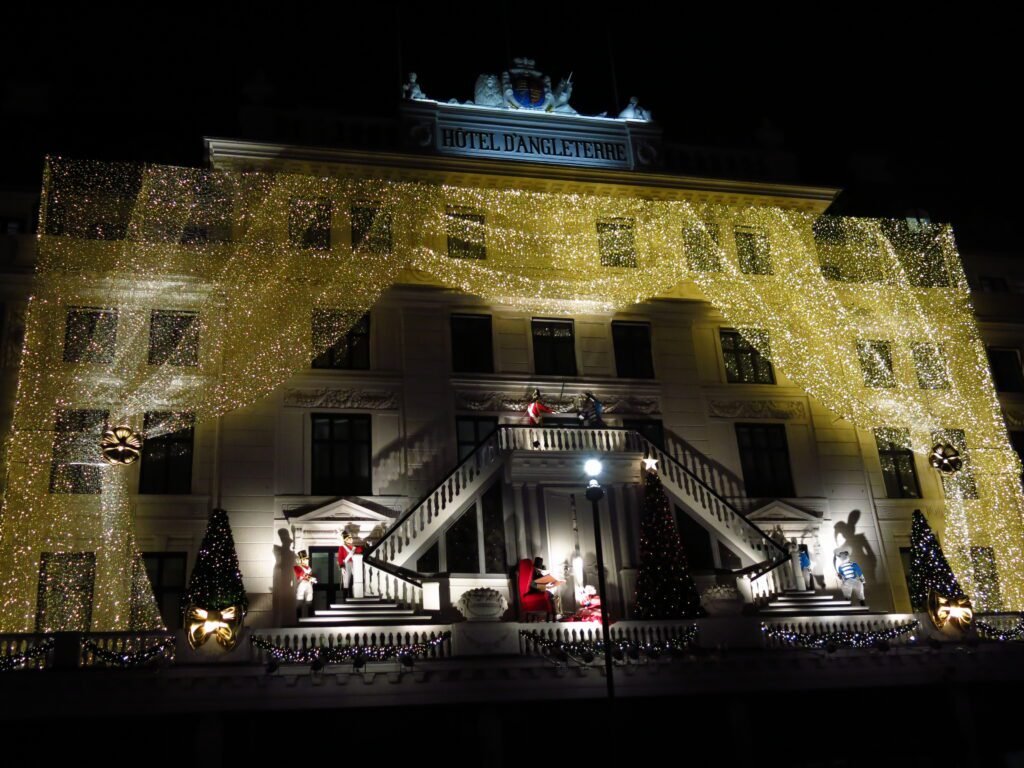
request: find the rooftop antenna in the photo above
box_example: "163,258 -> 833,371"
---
396,5 -> 405,97
607,26 -> 621,112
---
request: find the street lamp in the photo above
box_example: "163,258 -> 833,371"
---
584,458 -> 615,700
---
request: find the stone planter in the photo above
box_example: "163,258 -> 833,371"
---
703,598 -> 745,616
455,588 -> 508,622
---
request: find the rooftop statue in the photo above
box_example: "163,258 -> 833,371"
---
473,73 -> 504,108
402,72 -> 428,101
618,96 -> 651,121
552,75 -> 576,115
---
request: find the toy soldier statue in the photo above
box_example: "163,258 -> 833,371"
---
293,550 -> 316,621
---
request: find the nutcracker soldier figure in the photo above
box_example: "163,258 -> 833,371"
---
293,550 -> 316,621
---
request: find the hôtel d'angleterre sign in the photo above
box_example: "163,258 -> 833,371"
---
400,58 -> 662,171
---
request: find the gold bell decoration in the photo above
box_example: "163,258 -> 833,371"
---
186,605 -> 244,651
100,425 -> 143,465
928,590 -> 974,631
928,443 -> 963,475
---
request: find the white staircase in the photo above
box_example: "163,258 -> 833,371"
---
757,590 -> 871,616
299,596 -> 434,626
499,426 -> 789,580
370,431 -> 504,569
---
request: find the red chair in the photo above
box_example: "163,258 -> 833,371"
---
516,558 -> 553,621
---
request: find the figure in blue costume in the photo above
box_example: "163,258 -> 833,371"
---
799,543 -> 813,591
834,549 -> 866,606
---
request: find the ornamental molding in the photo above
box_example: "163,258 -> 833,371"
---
283,387 -> 398,410
707,399 -> 805,421
454,390 -> 661,415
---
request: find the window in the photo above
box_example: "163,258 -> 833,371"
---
683,224 -> 722,272
612,322 -> 654,379
451,314 -> 493,373
446,207 -> 486,260
675,505 -> 715,571
912,343 -> 949,389
351,203 -> 392,254
36,552 -> 96,632
138,412 -> 194,494
532,318 -> 576,376
445,504 -> 480,574
289,197 -> 332,251
456,416 -> 498,462
64,308 -> 117,363
597,218 -> 637,268
970,546 -> 1003,612
978,275 -> 1010,293
932,428 -> 978,499
428,482 -> 507,575
311,414 -> 372,495
720,330 -> 774,384
734,225 -> 771,275
1010,431 -> 1024,483
857,340 -> 896,388
142,552 -> 187,630
623,418 -> 665,450
50,409 -> 107,494
880,220 -> 949,287
874,428 -> 920,498
312,311 -> 370,370
148,311 -> 199,366
735,423 -> 794,498
987,347 -> 1024,392
813,217 -> 884,283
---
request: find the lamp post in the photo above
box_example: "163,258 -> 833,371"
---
584,458 -> 615,700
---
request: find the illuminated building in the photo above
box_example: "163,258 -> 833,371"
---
1,59 -> 1022,667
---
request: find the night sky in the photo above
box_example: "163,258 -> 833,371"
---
2,9 -> 1017,250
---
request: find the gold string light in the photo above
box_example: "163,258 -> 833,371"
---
1,158 -> 1021,632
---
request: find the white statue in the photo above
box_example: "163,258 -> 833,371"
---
402,72 -> 427,101
619,96 -> 651,121
552,75 -> 576,114
473,73 -> 504,108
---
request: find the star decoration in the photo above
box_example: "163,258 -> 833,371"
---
642,457 -> 659,471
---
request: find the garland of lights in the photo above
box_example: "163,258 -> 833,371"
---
761,621 -> 919,649
81,637 -> 175,667
0,638 -> 55,672
520,626 -> 698,662
976,618 -> 1024,641
2,156 -> 1023,632
250,632 -> 450,664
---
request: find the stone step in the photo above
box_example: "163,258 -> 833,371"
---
759,604 -> 871,615
771,596 -> 846,604
328,603 -> 402,610
298,615 -> 434,625
315,608 -> 418,617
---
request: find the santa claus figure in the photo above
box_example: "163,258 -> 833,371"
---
293,550 -> 316,620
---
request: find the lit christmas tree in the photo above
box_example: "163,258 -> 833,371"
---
183,507 -> 248,616
633,462 -> 704,619
909,508 -> 964,611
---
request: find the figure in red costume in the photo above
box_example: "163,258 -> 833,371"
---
526,389 -> 553,425
293,550 -> 316,621
336,532 -> 362,602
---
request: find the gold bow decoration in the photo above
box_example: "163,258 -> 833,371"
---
928,591 -> 974,630
100,425 -> 143,465
186,604 -> 244,651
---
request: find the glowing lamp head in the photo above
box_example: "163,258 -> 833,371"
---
584,459 -> 603,478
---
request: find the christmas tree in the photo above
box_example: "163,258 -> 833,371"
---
909,508 -> 964,611
633,463 -> 704,618
182,508 -> 248,614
